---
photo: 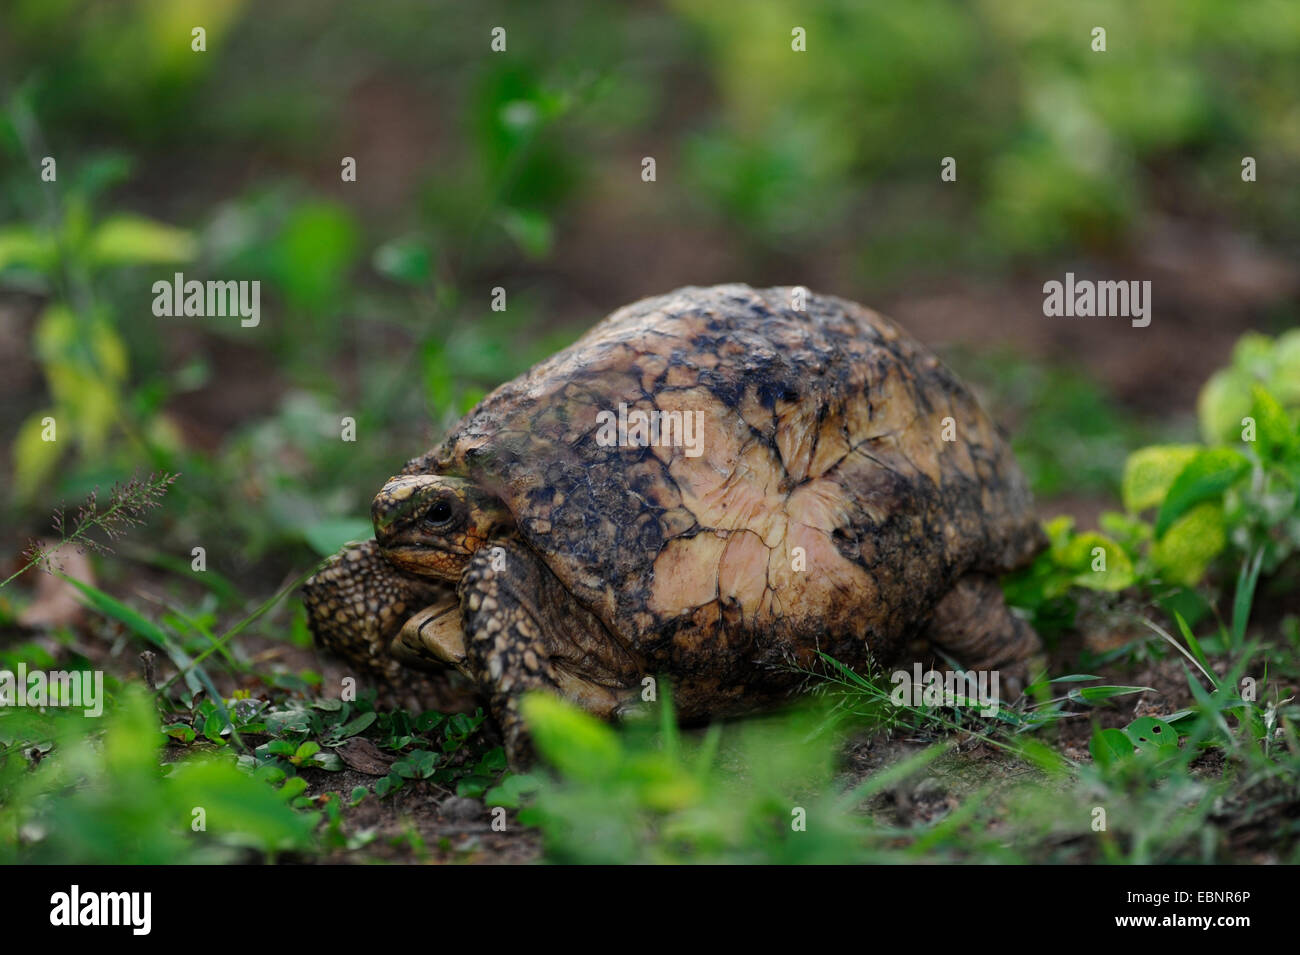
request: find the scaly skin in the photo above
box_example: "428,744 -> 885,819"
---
302,541 -> 471,713
458,539 -> 638,763
301,541 -> 444,681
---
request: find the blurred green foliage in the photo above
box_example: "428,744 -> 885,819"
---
0,687 -> 318,864
0,566 -> 507,862
947,349 -> 1152,499
512,689 -> 881,864
1199,330 -> 1300,443
675,0 -> 1300,256
511,650 -> 1300,863
1007,337 -> 1300,636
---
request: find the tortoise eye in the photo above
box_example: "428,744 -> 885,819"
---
425,499 -> 455,527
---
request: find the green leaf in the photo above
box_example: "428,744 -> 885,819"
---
309,751 -> 343,771
167,755 -> 319,853
1043,514 -> 1074,549
88,215 -> 196,267
333,712 -> 376,739
477,747 -> 508,773
1270,330 -> 1300,404
1124,717 -> 1179,759
162,723 -> 197,743
421,339 -> 455,413
0,225 -> 57,274
1172,611 -> 1211,676
270,201 -> 359,314
1067,685 -> 1153,703
499,209 -> 553,259
1089,727 -> 1133,769
1247,384 -> 1294,459
278,776 -> 309,802
456,776 -> 491,798
293,741 -> 321,762
1231,547 -> 1264,647
203,711 -> 227,743
1151,502 -> 1227,587
1122,445 -> 1199,513
1154,448 -> 1249,537
72,154 -> 134,202
11,409 -> 64,502
1056,531 -> 1136,591
392,749 -> 439,779
485,772 -> 540,808
414,710 -> 446,733
56,572 -> 169,647
1197,368 -> 1255,445
1098,510 -> 1152,551
265,708 -> 312,735
373,236 -> 434,285
520,692 -> 622,781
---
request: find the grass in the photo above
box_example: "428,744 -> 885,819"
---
510,565 -> 1299,864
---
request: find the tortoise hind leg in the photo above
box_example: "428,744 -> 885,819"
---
923,574 -> 1041,698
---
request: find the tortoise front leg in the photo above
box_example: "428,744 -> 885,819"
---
303,539 -> 450,694
458,540 -> 630,767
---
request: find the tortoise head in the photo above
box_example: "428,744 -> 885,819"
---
372,474 -> 510,581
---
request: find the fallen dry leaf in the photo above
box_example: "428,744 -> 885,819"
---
18,542 -> 96,630
334,737 -> 396,776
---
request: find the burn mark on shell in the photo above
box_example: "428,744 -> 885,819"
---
757,380 -> 799,409
832,527 -> 861,562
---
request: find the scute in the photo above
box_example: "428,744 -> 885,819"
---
402,284 -> 1042,667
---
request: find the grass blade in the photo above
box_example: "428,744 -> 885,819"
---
1231,547 -> 1264,648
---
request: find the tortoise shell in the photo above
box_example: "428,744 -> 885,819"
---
396,284 -> 1041,688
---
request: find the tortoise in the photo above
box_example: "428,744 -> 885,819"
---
303,284 -> 1045,763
